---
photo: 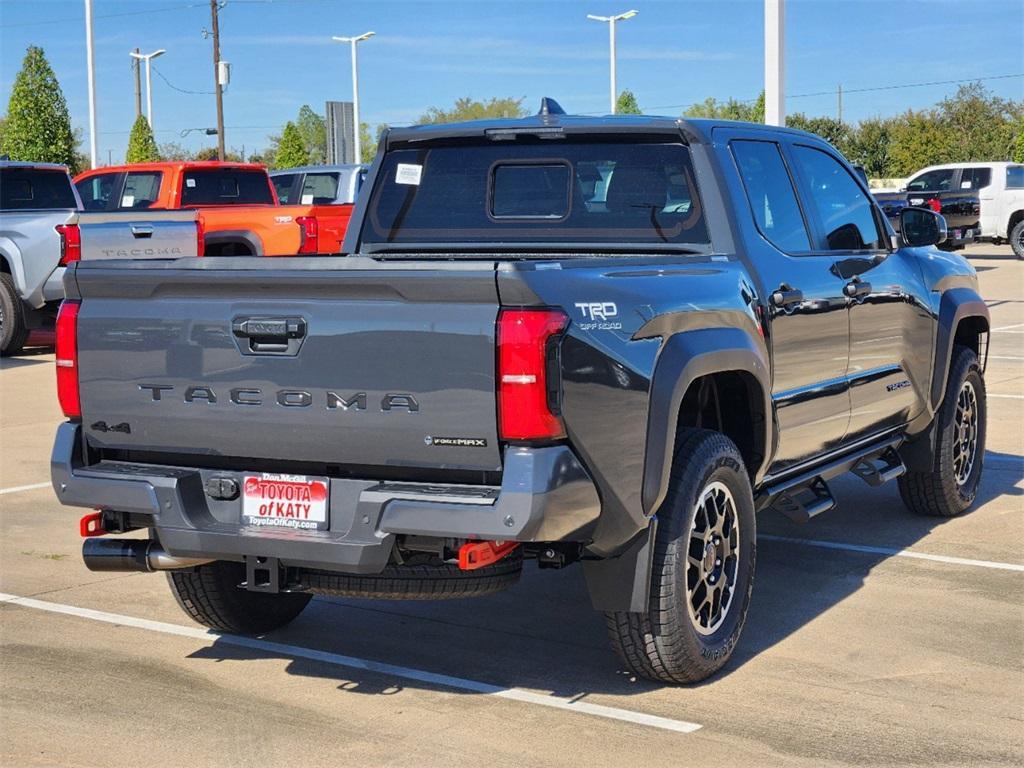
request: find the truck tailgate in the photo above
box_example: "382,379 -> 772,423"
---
70,257 -> 502,473
73,210 -> 199,260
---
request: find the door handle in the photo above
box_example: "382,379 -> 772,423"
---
131,224 -> 154,238
844,279 -> 872,299
232,317 -> 307,354
770,285 -> 804,308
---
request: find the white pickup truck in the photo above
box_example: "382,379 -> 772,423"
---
0,161 -> 201,355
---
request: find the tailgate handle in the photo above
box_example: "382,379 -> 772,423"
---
131,225 -> 154,238
232,317 -> 306,354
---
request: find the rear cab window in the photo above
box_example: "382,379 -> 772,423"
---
960,168 -> 991,190
0,167 -> 77,210
360,139 -> 710,251
271,174 -> 297,204
180,168 -> 274,206
118,172 -> 163,209
299,173 -> 340,204
907,169 -> 954,193
1005,166 -> 1024,189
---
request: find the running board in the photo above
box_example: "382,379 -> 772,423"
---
756,434 -> 904,517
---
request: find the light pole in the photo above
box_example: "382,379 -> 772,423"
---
129,49 -> 166,130
331,31 -> 375,164
764,0 -> 785,126
84,0 -> 98,168
586,9 -> 638,114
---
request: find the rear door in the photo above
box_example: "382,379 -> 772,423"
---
726,135 -> 852,473
73,259 -> 503,473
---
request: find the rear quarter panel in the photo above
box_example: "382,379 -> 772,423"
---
197,206 -> 310,255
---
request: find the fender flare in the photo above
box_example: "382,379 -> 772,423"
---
641,327 -> 771,517
203,230 -> 263,256
930,287 -> 989,410
0,243 -> 27,296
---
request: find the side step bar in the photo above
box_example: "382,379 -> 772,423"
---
756,434 -> 906,522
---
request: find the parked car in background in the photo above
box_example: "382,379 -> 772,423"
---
873,162 -> 1024,256
1,161 -> 80,353
270,164 -> 367,254
74,161 -> 328,257
1,161 -> 202,355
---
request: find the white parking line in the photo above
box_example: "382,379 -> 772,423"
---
759,535 -> 1024,572
0,481 -> 51,495
0,592 -> 702,735
988,355 -> 1024,361
991,323 -> 1024,332
989,393 -> 1024,400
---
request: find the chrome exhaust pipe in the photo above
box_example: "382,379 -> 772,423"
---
82,538 -> 213,572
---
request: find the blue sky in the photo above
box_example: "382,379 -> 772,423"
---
2,0 -> 1022,163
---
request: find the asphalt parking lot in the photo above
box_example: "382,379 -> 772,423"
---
1,243 -> 1021,768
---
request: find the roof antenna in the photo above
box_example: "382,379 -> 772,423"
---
538,97 -> 566,116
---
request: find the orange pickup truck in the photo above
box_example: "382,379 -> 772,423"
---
73,162 -> 350,256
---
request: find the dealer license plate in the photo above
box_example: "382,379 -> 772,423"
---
242,473 -> 329,531
953,228 -> 962,239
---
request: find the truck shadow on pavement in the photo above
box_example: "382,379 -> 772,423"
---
186,453 -> 1021,698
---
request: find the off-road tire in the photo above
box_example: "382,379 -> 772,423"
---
300,549 -> 523,600
605,429 -> 756,684
1011,219 -> 1024,259
0,273 -> 29,357
899,345 -> 986,517
167,560 -> 312,634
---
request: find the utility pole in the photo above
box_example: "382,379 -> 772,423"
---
837,83 -> 843,123
84,0 -> 98,169
133,48 -> 142,119
764,0 -> 785,126
210,0 -> 225,160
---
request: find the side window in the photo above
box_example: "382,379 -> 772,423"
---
731,140 -> 811,253
907,169 -> 954,192
272,174 -> 296,204
118,172 -> 162,209
1007,166 -> 1024,189
960,168 -> 991,190
299,173 -> 340,204
76,173 -> 118,211
792,145 -> 883,251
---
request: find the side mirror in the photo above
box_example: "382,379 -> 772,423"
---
899,207 -> 947,247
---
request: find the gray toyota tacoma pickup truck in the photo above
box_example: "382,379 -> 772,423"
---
51,103 -> 989,683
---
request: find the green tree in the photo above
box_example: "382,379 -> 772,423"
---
785,113 -> 853,155
417,96 -> 527,124
843,117 -> 894,178
295,105 -> 327,164
193,146 -> 243,162
125,115 -> 160,163
1,46 -> 75,166
359,122 -> 388,163
934,82 -> 1021,162
886,109 -> 951,176
684,92 -> 764,123
158,141 -> 195,161
615,90 -> 642,115
1014,117 -> 1024,164
273,121 -> 308,168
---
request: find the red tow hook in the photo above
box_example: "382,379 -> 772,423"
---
457,540 -> 519,571
79,511 -> 105,538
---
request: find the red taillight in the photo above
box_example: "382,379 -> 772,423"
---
497,308 -> 568,441
55,301 -> 81,419
195,216 -> 205,257
927,197 -> 942,213
296,216 -> 319,254
55,223 -> 81,266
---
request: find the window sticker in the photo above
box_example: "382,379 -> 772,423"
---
301,193 -> 314,204
395,163 -> 422,185
121,195 -> 135,207
186,178 -> 197,187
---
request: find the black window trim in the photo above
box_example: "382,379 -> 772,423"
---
727,137 -> 817,257
784,140 -> 889,257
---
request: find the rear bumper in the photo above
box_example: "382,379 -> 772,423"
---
51,422 -> 601,574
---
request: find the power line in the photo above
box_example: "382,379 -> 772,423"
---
0,2 -> 206,29
151,65 -> 215,96
638,72 -> 1024,115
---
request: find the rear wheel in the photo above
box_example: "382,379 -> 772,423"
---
167,560 -> 312,634
605,429 -> 756,683
899,345 -> 986,517
0,273 -> 29,356
1011,219 -> 1024,259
